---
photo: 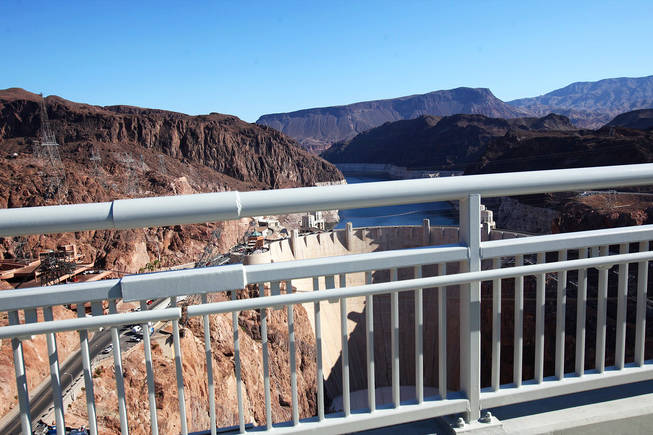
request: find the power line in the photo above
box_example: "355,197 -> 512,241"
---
36,94 -> 68,203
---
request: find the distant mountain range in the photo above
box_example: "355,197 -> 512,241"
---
257,87 -> 527,152
257,75 -> 653,151
508,75 -> 653,128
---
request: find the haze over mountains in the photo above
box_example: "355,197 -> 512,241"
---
257,75 -> 653,151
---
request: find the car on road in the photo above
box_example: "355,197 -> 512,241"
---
102,345 -> 113,354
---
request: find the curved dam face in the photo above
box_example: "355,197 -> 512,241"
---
246,221 -> 525,410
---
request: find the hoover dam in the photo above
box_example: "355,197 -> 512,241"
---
240,210 -> 526,410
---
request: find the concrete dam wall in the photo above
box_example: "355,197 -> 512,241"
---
245,221 -> 526,410
335,163 -> 462,179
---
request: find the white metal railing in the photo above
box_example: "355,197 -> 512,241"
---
0,163 -> 652,435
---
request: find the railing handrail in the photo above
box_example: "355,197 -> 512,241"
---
481,223 -> 653,258
187,250 -> 653,316
1,163 -> 653,237
2,222 -> 652,310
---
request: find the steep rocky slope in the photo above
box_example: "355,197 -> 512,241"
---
1,88 -> 342,189
606,108 -> 653,130
321,113 -> 575,170
257,88 -> 528,152
508,75 -> 653,128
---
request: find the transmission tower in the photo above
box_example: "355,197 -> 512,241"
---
89,146 -> 107,188
196,228 -> 224,267
37,94 -> 68,202
158,155 -> 167,176
12,236 -> 29,261
119,151 -> 139,195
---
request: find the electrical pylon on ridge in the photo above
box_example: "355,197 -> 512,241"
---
89,146 -> 107,188
36,93 -> 68,202
119,151 -> 139,196
158,155 -> 167,176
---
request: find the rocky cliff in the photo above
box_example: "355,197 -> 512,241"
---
0,88 -> 344,272
257,88 -> 528,152
0,88 -> 342,189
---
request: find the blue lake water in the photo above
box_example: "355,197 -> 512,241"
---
335,175 -> 459,229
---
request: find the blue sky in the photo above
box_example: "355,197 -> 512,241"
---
2,0 -> 652,122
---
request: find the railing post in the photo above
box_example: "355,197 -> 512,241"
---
459,194 -> 481,422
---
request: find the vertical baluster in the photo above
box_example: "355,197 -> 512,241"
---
513,254 -> 524,387
260,283 -> 273,429
596,246 -> 609,373
390,268 -> 400,408
325,275 -> 337,303
8,311 -> 31,435
43,306 -> 65,435
139,300 -> 159,435
437,263 -> 447,399
108,300 -> 129,435
459,193 -> 481,422
271,281 -> 282,309
491,258 -> 501,391
364,271 -> 375,412
635,241 -> 649,366
339,273 -> 350,416
288,300 -> 299,424
200,294 -> 216,435
414,265 -> 424,404
230,291 -> 245,433
76,304 -> 98,435
555,250 -> 567,380
535,252 -> 545,384
171,296 -> 189,435
313,277 -> 325,420
576,248 -> 588,376
615,243 -> 629,369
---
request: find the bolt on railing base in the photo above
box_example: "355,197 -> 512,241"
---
440,412 -> 503,434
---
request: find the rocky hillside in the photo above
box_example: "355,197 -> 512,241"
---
606,108 -> 653,130
257,88 -> 528,152
0,88 -> 343,273
508,75 -> 653,128
321,113 -> 575,170
1,88 -> 342,189
466,126 -> 653,175
0,89 -> 336,427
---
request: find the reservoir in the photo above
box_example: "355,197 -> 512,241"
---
335,175 -> 459,229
